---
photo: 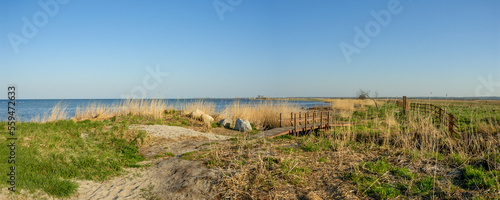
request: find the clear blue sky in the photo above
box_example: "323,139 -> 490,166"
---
1,0 -> 499,99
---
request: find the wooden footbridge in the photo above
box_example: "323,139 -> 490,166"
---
251,111 -> 351,138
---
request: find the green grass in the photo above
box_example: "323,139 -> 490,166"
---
415,177 -> 435,193
250,123 -> 260,135
164,152 -> 175,157
272,134 -> 294,140
391,166 -> 415,180
450,153 -> 467,166
202,142 -> 218,146
425,152 -> 444,161
462,165 -> 500,189
346,172 -> 401,199
299,135 -> 332,152
362,159 -> 391,175
0,120 -> 145,198
180,151 -> 198,160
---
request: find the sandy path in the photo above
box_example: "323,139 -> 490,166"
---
73,158 -> 220,200
131,125 -> 228,141
1,125 -> 229,200
71,125 -> 228,200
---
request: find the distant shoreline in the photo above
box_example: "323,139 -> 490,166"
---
3,96 -> 500,101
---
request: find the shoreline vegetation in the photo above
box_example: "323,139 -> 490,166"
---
1,98 -> 499,199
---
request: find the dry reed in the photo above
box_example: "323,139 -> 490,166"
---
179,100 -> 216,117
31,101 -> 68,123
219,100 -> 300,129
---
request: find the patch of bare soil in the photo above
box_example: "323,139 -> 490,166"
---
73,158 -> 220,200
72,125 -> 231,200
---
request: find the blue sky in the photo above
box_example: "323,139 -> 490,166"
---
1,0 -> 499,99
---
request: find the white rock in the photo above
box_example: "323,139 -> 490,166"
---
234,118 -> 252,132
201,114 -> 214,125
190,109 -> 205,120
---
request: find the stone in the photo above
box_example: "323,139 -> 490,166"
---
234,118 -> 252,132
190,109 -> 205,120
219,118 -> 233,128
201,114 -> 214,125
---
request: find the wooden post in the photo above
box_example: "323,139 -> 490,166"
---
313,112 -> 315,128
294,113 -> 297,136
305,112 -> 308,132
327,111 -> 330,129
403,96 -> 407,115
279,113 -> 282,127
290,112 -> 293,126
320,112 -> 323,129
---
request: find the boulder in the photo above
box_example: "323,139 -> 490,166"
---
234,118 -> 252,132
201,114 -> 214,125
219,118 -> 233,128
190,109 -> 205,120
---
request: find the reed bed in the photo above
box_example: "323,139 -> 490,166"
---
34,99 -> 302,127
31,102 -> 68,123
218,100 -> 300,129
326,99 -> 376,111
119,99 -> 169,119
179,100 -> 216,117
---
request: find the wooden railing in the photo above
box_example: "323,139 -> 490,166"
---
398,96 -> 458,135
279,111 -> 332,135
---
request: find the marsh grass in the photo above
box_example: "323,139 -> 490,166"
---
203,99 -> 500,199
31,101 -> 68,123
218,100 -> 300,129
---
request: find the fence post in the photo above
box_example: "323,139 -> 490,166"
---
290,112 -> 293,126
305,112 -> 308,132
327,111 -> 330,129
294,113 -> 297,136
403,96 -> 407,115
320,112 -> 323,129
313,112 -> 315,127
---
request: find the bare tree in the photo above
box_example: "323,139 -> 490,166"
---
357,89 -> 370,100
356,89 -> 378,108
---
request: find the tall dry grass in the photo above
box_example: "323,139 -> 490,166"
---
31,101 -> 68,123
218,100 -> 300,129
327,99 -> 376,111
34,99 -> 170,123
119,99 -> 169,119
179,100 -> 216,117
74,102 -> 116,120
325,98 -> 382,117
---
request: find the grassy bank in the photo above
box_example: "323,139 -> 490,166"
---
0,99 -> 299,198
182,99 -> 500,199
0,119 -> 146,197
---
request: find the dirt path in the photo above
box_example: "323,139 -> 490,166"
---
72,158 -> 220,200
69,125 -> 230,200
